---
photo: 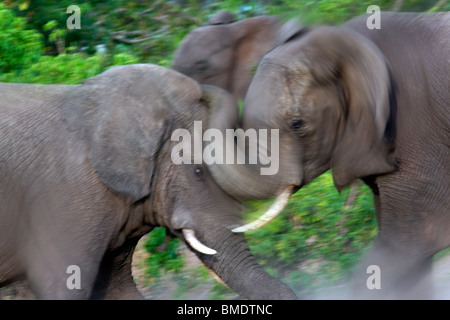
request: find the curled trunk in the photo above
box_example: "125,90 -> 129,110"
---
202,85 -> 300,231
202,85 -> 299,200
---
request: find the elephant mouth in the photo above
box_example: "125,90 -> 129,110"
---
232,185 -> 296,233
179,185 -> 298,251
175,184 -> 297,253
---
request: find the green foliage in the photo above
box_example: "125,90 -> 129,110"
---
111,52 -> 139,66
0,2 -> 140,85
0,3 -> 43,73
5,0 -> 206,65
244,171 -> 377,294
208,281 -> 237,300
143,227 -> 184,283
1,53 -> 99,84
0,52 -> 139,84
262,0 -> 445,24
171,267 -> 210,299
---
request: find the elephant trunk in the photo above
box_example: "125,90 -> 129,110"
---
195,227 -> 297,299
202,84 -> 298,200
201,85 -> 301,231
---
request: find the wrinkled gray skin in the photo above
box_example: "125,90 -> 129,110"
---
209,12 -> 450,299
0,64 -> 296,300
173,11 -> 300,101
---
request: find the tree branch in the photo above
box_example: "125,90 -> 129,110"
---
110,26 -> 169,44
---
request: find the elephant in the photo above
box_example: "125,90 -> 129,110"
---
172,11 -> 301,101
0,64 -> 297,300
205,12 -> 450,299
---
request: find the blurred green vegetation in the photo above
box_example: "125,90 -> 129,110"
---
1,0 -> 447,82
245,173 -> 377,296
1,0 -> 447,298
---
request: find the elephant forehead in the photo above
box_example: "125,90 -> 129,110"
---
254,61 -> 312,101
262,40 -> 312,75
97,64 -> 165,80
182,26 -> 232,52
93,64 -> 203,104
98,64 -> 186,85
244,65 -> 303,124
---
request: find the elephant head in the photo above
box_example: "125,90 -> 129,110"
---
172,11 -> 301,101
206,26 -> 397,230
61,64 -> 296,299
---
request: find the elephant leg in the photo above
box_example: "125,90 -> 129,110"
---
25,238 -> 101,299
350,237 -> 434,299
90,238 -> 143,300
355,177 -> 440,299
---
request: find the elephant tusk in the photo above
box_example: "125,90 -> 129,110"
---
182,229 -> 217,255
232,185 -> 294,233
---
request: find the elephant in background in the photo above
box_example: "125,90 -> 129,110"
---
206,12 -> 450,299
0,64 -> 296,299
172,11 -> 301,101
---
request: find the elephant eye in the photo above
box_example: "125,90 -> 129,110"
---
194,166 -> 203,177
291,118 -> 304,131
195,60 -> 209,74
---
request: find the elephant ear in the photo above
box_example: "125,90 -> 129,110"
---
276,17 -> 305,45
207,11 -> 236,25
230,16 -> 304,56
305,27 -> 397,190
62,64 -> 202,202
226,15 -> 281,98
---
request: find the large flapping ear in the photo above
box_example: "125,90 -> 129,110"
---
230,15 -> 281,47
304,27 -> 397,190
226,15 -> 282,99
276,17 -> 305,45
207,11 -> 236,25
62,64 -> 203,202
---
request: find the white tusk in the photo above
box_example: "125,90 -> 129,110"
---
232,185 -> 294,233
182,228 -> 217,255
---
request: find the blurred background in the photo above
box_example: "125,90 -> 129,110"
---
0,0 -> 448,299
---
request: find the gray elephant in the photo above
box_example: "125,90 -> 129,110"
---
0,64 -> 296,299
172,11 -> 300,101
206,12 -> 450,299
